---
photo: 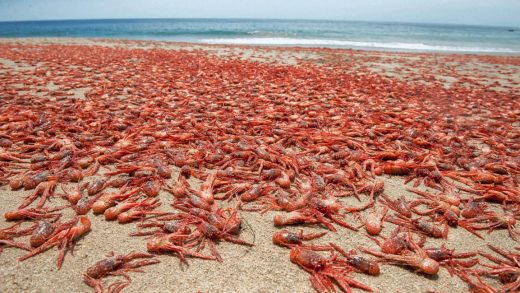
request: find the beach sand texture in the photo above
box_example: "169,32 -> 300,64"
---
0,38 -> 519,292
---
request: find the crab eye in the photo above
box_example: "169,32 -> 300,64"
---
288,234 -> 300,243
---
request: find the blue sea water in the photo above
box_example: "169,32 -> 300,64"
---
0,18 -> 519,53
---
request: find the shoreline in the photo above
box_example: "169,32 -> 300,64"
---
1,37 -> 520,56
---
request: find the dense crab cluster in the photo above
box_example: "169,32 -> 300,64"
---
0,41 -> 519,292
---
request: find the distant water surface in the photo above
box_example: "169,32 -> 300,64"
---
0,18 -> 519,53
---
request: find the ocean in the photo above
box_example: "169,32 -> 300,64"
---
0,18 -> 519,53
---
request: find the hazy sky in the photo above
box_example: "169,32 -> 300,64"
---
1,0 -> 519,27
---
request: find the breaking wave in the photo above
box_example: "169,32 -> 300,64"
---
200,37 -> 519,53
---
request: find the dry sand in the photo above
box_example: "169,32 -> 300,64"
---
0,38 -> 519,293
2,174 -> 515,293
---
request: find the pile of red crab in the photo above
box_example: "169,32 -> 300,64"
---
0,42 -> 519,292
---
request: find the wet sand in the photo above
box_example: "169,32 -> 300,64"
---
0,38 -> 519,293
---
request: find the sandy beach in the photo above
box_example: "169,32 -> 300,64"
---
0,38 -> 519,293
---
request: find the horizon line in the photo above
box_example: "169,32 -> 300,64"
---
0,17 -> 518,29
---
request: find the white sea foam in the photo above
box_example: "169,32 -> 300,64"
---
199,37 -> 519,53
